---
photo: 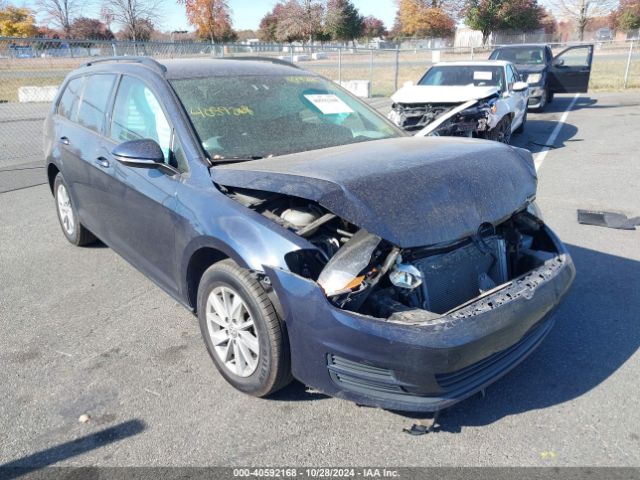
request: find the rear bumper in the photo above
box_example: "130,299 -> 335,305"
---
265,229 -> 575,412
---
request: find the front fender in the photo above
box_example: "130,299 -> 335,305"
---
488,99 -> 512,129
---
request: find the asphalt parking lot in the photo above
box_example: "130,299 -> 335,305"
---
1,92 -> 639,467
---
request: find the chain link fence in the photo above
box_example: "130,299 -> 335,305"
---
1,36 -> 638,166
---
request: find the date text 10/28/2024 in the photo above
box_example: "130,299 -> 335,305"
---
233,469 -> 400,478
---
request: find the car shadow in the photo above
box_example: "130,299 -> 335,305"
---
402,244 -> 640,432
268,378 -> 329,402
0,419 -> 145,477
271,245 -> 640,432
511,120 -> 579,154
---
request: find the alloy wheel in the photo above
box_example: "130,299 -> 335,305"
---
56,184 -> 75,236
206,286 -> 260,377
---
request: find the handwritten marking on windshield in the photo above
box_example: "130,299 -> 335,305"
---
189,106 -> 254,118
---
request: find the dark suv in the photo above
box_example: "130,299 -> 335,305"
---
489,44 -> 594,111
45,57 -> 575,412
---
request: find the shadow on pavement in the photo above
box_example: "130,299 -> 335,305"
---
512,120 -> 579,154
0,420 -> 145,477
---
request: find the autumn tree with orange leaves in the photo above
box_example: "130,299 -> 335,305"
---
396,0 -> 456,37
178,0 -> 235,43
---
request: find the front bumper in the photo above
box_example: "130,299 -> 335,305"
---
265,228 -> 575,412
527,86 -> 546,108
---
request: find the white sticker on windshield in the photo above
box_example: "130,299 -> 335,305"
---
473,71 -> 493,80
304,94 -> 354,114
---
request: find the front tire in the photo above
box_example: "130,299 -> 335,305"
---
53,173 -> 96,246
535,88 -> 548,112
197,259 -> 292,397
547,90 -> 554,103
487,116 -> 512,144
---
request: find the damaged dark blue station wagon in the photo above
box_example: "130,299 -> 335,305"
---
44,57 -> 575,412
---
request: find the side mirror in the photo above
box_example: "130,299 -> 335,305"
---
112,139 -> 165,168
512,81 -> 529,92
403,80 -> 415,87
553,58 -> 565,67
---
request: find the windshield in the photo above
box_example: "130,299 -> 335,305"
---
170,74 -> 402,159
418,65 -> 505,89
490,47 -> 545,65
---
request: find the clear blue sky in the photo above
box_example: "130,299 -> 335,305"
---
164,0 -> 397,32
19,0 -> 397,33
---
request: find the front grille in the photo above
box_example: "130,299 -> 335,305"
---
435,320 -> 552,392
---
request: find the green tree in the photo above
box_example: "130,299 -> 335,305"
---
0,6 -> 37,37
613,0 -> 640,32
324,0 -> 363,45
465,0 -> 544,44
498,0 -> 544,32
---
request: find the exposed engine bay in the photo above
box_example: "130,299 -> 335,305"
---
388,96 -> 499,137
224,187 -> 560,323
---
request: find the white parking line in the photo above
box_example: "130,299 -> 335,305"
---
533,93 -> 580,171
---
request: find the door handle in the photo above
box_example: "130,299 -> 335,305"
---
59,136 -> 69,145
95,157 -> 110,168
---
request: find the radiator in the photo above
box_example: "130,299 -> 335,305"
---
412,237 -> 507,314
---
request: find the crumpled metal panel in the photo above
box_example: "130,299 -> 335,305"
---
210,136 -> 537,248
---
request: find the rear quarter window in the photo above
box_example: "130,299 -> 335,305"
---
57,77 -> 84,121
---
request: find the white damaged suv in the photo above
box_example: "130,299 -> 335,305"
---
388,60 -> 529,144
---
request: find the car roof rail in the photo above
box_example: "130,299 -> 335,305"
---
83,56 -> 167,74
220,56 -> 301,69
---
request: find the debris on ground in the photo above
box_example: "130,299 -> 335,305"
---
402,412 -> 440,435
577,209 -> 640,230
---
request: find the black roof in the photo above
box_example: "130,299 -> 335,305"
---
162,58 -> 308,79
80,56 -> 310,80
492,44 -> 550,49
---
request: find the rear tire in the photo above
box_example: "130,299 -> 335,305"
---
197,259 -> 292,397
53,173 -> 96,246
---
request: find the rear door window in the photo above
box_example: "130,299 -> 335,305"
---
57,77 -> 84,121
77,74 -> 116,134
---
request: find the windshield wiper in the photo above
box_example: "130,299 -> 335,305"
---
210,154 -> 265,164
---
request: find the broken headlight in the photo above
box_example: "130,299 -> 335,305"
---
527,201 -> 544,220
317,229 -> 381,296
387,105 -> 402,126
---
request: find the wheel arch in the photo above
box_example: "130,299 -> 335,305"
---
185,246 -> 230,312
47,162 -> 60,195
